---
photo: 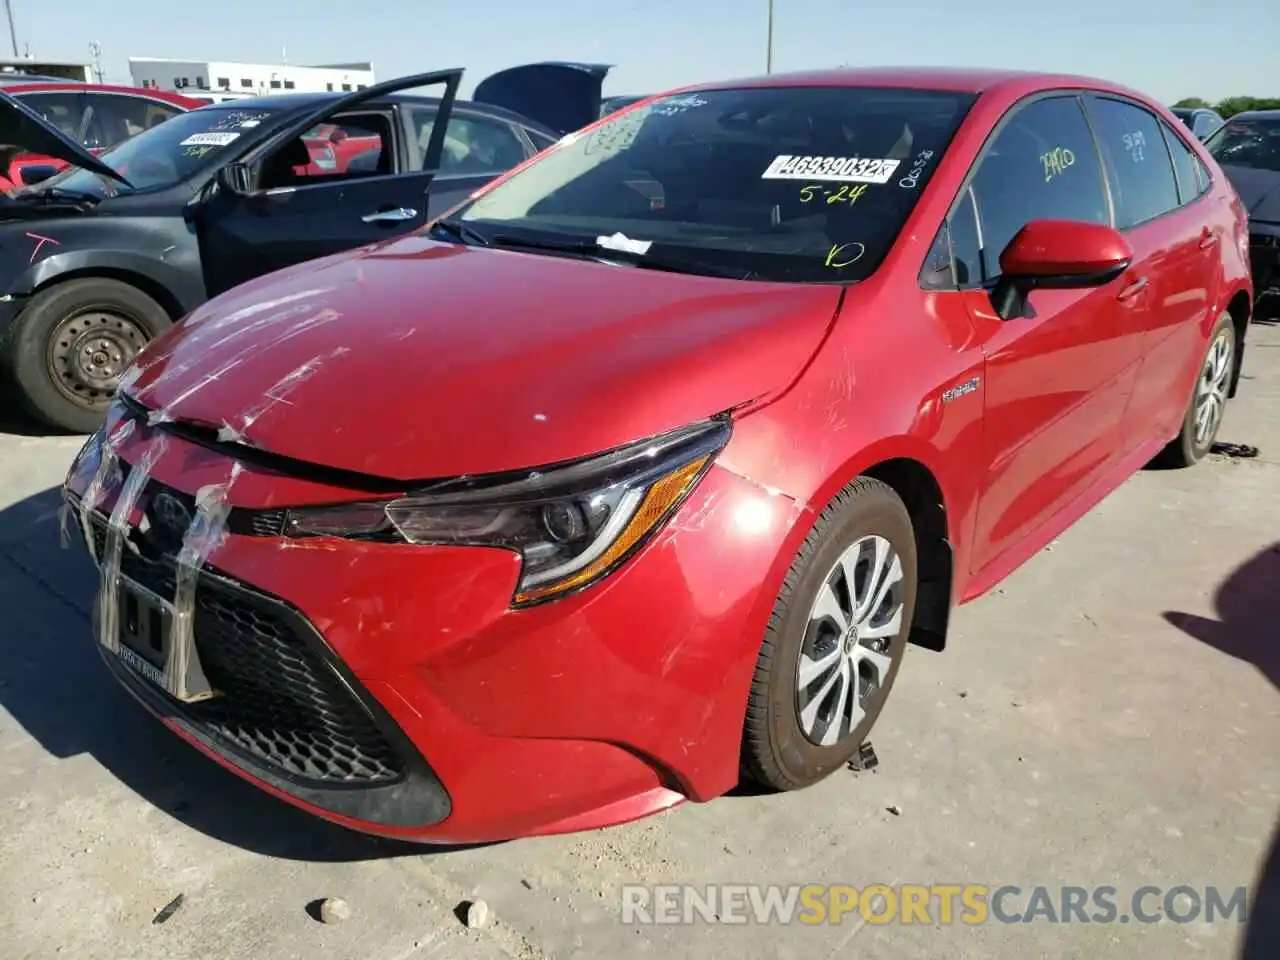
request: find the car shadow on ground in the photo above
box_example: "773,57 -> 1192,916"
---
1163,542 -> 1279,959
0,483 -> 481,863
0,402 -> 63,438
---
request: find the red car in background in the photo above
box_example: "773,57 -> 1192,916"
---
0,81 -> 201,189
65,67 -> 1252,844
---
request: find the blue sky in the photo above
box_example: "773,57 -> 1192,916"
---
19,0 -> 1277,104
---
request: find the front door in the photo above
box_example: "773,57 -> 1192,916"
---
195,69 -> 461,297
959,94 -> 1147,575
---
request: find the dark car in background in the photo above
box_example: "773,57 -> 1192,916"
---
0,80 -> 202,188
1171,106 -> 1225,141
1204,110 -> 1280,314
0,62 -> 610,432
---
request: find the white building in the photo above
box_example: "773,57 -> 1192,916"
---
127,57 -> 375,101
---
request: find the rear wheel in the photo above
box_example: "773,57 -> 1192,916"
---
0,278 -> 171,433
1153,311 -> 1236,468
742,477 -> 917,791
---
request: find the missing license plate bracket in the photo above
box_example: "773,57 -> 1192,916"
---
109,575 -> 219,703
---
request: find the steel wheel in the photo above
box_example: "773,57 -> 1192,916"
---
1193,328 -> 1232,448
795,534 -> 904,746
47,309 -> 148,412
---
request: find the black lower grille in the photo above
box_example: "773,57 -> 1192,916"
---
1250,234 -> 1279,293
86,514 -> 403,785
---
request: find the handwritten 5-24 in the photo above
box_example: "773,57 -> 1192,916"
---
799,183 -> 868,206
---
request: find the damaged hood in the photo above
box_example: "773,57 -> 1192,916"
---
0,90 -> 129,186
123,236 -> 842,481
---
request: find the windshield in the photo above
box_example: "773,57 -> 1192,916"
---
1170,108 -> 1193,126
40,105 -> 283,196
457,86 -> 975,283
1205,116 -> 1280,172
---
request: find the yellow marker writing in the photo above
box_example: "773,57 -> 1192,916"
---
1040,147 -> 1076,182
825,242 -> 866,269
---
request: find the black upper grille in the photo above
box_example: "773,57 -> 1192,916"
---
86,510 -> 404,786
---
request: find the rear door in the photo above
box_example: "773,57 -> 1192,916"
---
196,69 -> 461,297
959,94 -> 1148,576
1084,95 -> 1222,446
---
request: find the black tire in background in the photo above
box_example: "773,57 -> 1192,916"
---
742,476 -> 917,791
1153,310 -> 1236,469
0,278 -> 172,433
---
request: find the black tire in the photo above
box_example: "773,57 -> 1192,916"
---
742,476 -> 917,791
0,278 -> 171,433
1152,311 -> 1236,469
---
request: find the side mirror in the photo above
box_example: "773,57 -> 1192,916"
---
217,162 -> 253,196
992,219 -> 1133,320
329,128 -> 348,143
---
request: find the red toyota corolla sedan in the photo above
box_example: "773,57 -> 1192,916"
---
62,67 -> 1253,843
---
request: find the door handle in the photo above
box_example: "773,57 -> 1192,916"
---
1116,276 -> 1148,301
1199,229 -> 1220,250
361,207 -> 418,224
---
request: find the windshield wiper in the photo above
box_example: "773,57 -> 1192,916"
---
487,233 -> 600,255
476,229 -> 756,279
612,254 -> 757,281
19,185 -> 103,209
429,218 -> 490,246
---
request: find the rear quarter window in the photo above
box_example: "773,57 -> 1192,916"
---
1087,95 -> 1181,228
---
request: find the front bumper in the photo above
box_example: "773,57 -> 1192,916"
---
64,417 -> 798,842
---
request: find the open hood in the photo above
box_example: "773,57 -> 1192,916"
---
472,61 -> 612,135
0,90 -> 130,186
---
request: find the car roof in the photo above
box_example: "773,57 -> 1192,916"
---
197,91 -> 549,130
674,65 -> 1153,101
1230,109 -> 1280,122
0,80 -> 202,107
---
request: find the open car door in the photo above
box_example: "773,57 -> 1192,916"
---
195,68 -> 462,298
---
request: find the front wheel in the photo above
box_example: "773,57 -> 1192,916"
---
741,476 -> 917,791
0,278 -> 171,433
1153,311 -> 1236,468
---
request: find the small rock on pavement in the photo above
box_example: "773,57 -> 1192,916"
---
463,899 -> 490,929
886,805 -> 902,816
318,897 -> 352,924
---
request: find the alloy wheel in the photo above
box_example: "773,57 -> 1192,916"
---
795,534 -> 905,746
1194,330 -> 1232,448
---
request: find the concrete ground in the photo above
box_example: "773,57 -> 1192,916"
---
1,321 -> 1277,960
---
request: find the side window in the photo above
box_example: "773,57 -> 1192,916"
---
85,94 -> 184,148
18,92 -> 89,143
1193,152 -> 1212,194
1087,96 -> 1180,229
438,116 -> 528,175
1161,120 -> 1207,205
949,185 -> 983,285
968,96 -> 1109,280
260,113 -> 393,190
525,127 -> 558,152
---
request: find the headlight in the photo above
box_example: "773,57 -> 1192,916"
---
283,418 -> 731,605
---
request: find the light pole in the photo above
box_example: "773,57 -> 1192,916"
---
765,0 -> 775,73
2,0 -> 18,59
